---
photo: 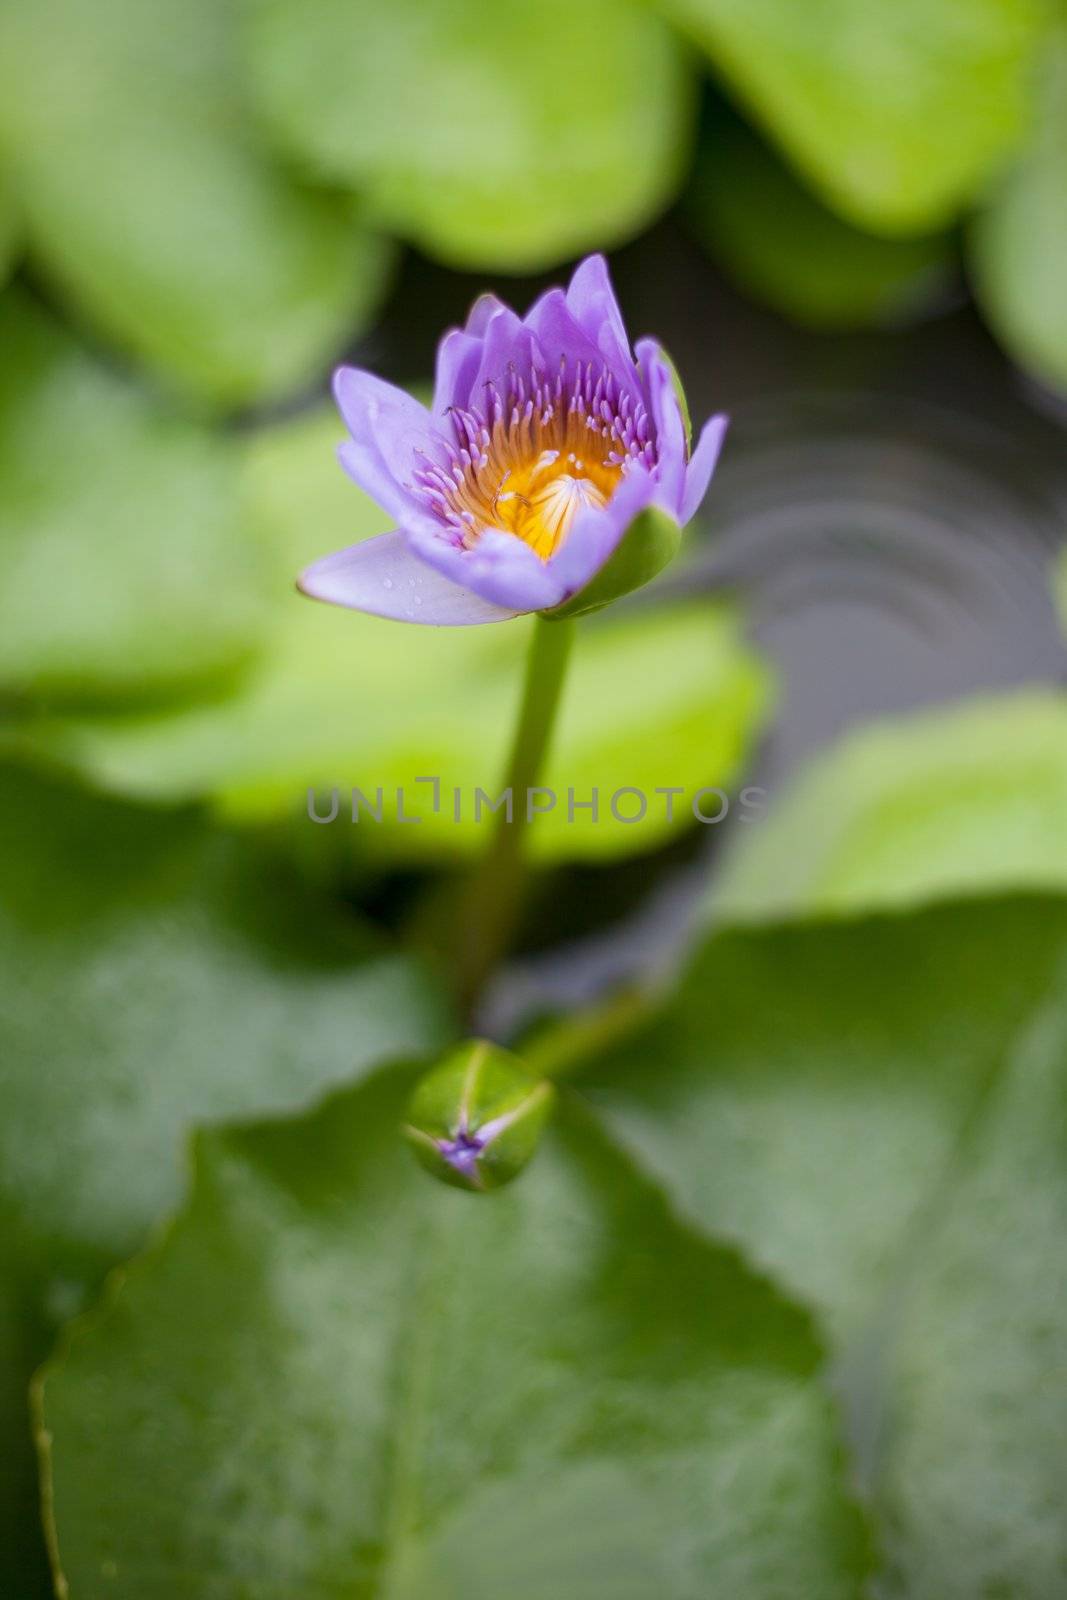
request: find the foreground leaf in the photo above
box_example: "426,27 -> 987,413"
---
0,761 -> 446,1596
39,1070 -> 869,1599
0,291 -> 271,705
656,0 -> 1040,233
971,28 -> 1067,394
579,895 -> 1067,1597
718,690 -> 1067,919
0,0 -> 390,407
10,408 -> 772,864
241,0 -> 693,269
688,115 -> 953,329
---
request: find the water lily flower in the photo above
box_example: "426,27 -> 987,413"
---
299,254 -> 727,625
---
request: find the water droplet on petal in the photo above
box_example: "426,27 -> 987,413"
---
383,578 -> 394,590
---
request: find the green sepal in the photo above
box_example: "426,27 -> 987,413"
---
404,1039 -> 555,1193
541,506 -> 682,621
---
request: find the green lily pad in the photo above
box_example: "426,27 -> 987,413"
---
0,290 -> 271,706
971,28 -> 1067,393
0,760 -> 447,1597
657,0 -> 1040,233
10,408 -> 773,864
688,115 -> 954,328
38,1070 -> 870,1599
241,0 -> 694,269
0,0 -> 391,407
718,690 -> 1067,920
579,894 -> 1067,1599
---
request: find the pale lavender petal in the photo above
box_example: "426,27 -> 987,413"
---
298,530 -> 520,625
337,442 -> 441,538
333,367 -> 445,511
565,254 -> 633,380
635,338 -> 688,518
546,467 -> 658,597
432,329 -> 484,415
681,414 -> 729,525
407,522 -> 567,613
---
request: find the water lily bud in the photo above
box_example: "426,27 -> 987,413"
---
404,1040 -> 555,1193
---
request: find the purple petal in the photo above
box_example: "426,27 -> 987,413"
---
546,467 -> 658,597
298,530 -> 520,625
565,254 -> 634,382
525,288 -> 642,407
333,367 -> 444,522
681,414 -> 729,525
407,522 -> 567,613
337,442 -> 441,540
465,293 -> 510,339
635,338 -> 688,518
471,306 -> 542,399
432,329 -> 484,415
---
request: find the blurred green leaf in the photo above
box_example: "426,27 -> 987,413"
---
971,28 -> 1067,393
10,408 -> 772,865
39,1070 -> 869,1599
579,894 -> 1067,1598
0,291 -> 271,706
0,0 -> 391,407
0,169 -> 19,287
688,115 -> 954,328
718,691 -> 1067,920
241,0 -> 694,270
657,0 -> 1040,233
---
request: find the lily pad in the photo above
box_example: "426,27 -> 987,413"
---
718,690 -> 1067,920
579,894 -> 1067,1599
0,290 -> 271,705
688,115 -> 954,328
241,0 -> 694,269
0,760 -> 447,1598
38,1070 -> 869,1599
658,0 -> 1040,233
971,28 -> 1067,393
0,0 -> 391,407
10,408 -> 773,864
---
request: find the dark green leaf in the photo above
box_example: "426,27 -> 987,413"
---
39,1071 -> 869,1598
579,895 -> 1067,1597
241,0 -> 694,269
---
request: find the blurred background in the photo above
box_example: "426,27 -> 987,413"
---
2,0 -> 1067,1595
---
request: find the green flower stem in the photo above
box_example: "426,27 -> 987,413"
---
520,985 -> 654,1081
457,614 -> 575,1016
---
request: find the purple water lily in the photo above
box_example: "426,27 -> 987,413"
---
299,254 -> 727,625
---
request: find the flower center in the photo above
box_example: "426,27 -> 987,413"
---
414,361 -> 655,562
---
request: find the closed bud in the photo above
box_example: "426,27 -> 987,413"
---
403,1040 -> 555,1193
